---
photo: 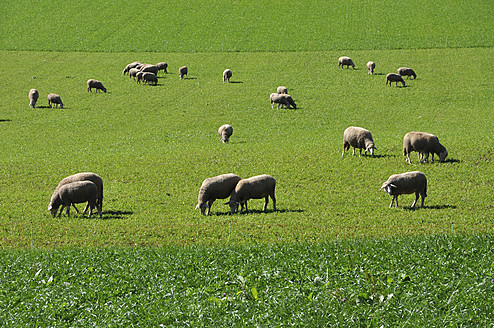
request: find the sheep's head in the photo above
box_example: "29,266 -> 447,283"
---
225,200 -> 239,214
439,150 -> 448,162
195,202 -> 209,215
380,183 -> 397,195
48,204 -> 59,217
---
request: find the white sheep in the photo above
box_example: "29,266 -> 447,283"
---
129,68 -> 139,80
29,89 -> 39,108
270,93 -> 297,109
380,171 -> 427,208
48,180 -> 102,218
55,172 -> 104,214
386,73 -> 405,87
156,62 -> 168,74
196,173 -> 241,215
398,67 -> 417,79
226,174 -> 276,214
87,79 -> 107,93
338,56 -> 355,69
122,61 -> 142,75
403,132 -> 448,164
342,126 -> 376,157
139,64 -> 159,75
218,124 -> 233,143
223,69 -> 232,82
48,93 -> 63,108
366,61 -> 375,75
277,86 -> 288,94
179,66 -> 188,79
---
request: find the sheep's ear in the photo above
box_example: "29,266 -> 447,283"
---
389,184 -> 397,189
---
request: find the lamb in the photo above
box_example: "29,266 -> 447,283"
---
179,66 -> 188,79
196,173 -> 241,215
129,67 -> 139,80
398,67 -> 417,79
86,79 -> 107,93
403,131 -> 448,164
338,56 -> 355,69
386,73 -> 406,87
342,126 -> 376,157
48,180 -> 102,218
28,89 -> 39,108
226,174 -> 276,214
223,69 -> 232,82
270,93 -> 297,109
122,61 -> 142,75
156,62 -> 168,74
218,124 -> 233,143
48,93 -> 63,108
139,64 -> 159,75
54,172 -> 104,213
366,61 -> 375,75
140,72 -> 158,85
380,171 -> 427,208
277,86 -> 288,94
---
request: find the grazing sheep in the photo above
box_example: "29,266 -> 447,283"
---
398,67 -> 417,79
367,61 -> 375,74
218,124 -> 233,143
179,66 -> 188,79
28,89 -> 39,108
380,171 -> 427,208
86,79 -> 107,93
122,61 -> 142,75
139,64 -> 159,75
338,56 -> 355,69
270,93 -> 297,109
156,62 -> 168,74
48,93 -> 63,108
141,72 -> 158,85
277,86 -> 288,94
403,132 -> 448,164
223,69 -> 232,82
386,73 -> 406,87
196,173 -> 241,215
48,180 -> 102,218
226,174 -> 277,214
342,126 -> 376,157
55,172 -> 104,213
129,68 -> 139,80
136,71 -> 144,84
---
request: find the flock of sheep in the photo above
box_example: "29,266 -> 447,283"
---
42,56 -> 444,218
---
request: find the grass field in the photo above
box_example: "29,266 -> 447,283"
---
1,0 -> 493,325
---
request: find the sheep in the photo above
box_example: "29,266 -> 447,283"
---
129,67 -> 139,80
367,61 -> 375,75
386,73 -> 405,87
218,124 -> 233,143
156,62 -> 168,74
139,64 -> 159,75
87,79 -> 107,93
380,171 -> 427,208
398,67 -> 417,79
136,71 -> 144,84
48,181 -> 102,218
140,72 -> 158,85
342,126 -> 376,157
270,93 -> 297,109
338,56 -> 355,69
179,66 -> 188,79
29,89 -> 39,108
223,69 -> 232,82
55,172 -> 104,213
196,173 -> 241,215
277,86 -> 288,94
48,93 -> 63,108
122,61 -> 142,75
226,174 -> 276,214
403,131 -> 448,164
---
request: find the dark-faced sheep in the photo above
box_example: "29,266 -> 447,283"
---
29,89 -> 39,108
270,93 -> 297,109
179,66 -> 188,79
386,73 -> 405,87
380,171 -> 427,208
87,79 -> 107,93
277,86 -> 288,94
226,174 -> 276,214
223,69 -> 232,82
338,56 -> 355,69
156,62 -> 168,74
48,93 -> 63,108
48,180 -> 102,218
141,72 -> 158,85
367,61 -> 375,74
55,172 -> 104,213
403,132 -> 448,164
342,126 -> 376,157
218,124 -> 233,143
196,173 -> 241,215
398,67 -> 417,79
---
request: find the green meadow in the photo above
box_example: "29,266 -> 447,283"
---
0,0 -> 493,325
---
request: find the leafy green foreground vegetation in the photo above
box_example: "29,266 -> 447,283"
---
1,234 -> 492,326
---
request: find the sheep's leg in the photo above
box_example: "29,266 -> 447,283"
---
352,147 -> 355,156
411,193 -> 419,208
271,194 -> 276,211
420,193 -> 425,208
406,155 -> 411,164
420,153 -> 429,164
58,205 -> 65,217
66,206 -> 70,218
97,204 -> 102,218
262,196 -> 269,211
389,197 -> 394,208
207,200 -> 214,215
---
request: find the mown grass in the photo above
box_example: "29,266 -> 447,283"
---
1,234 -> 493,326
